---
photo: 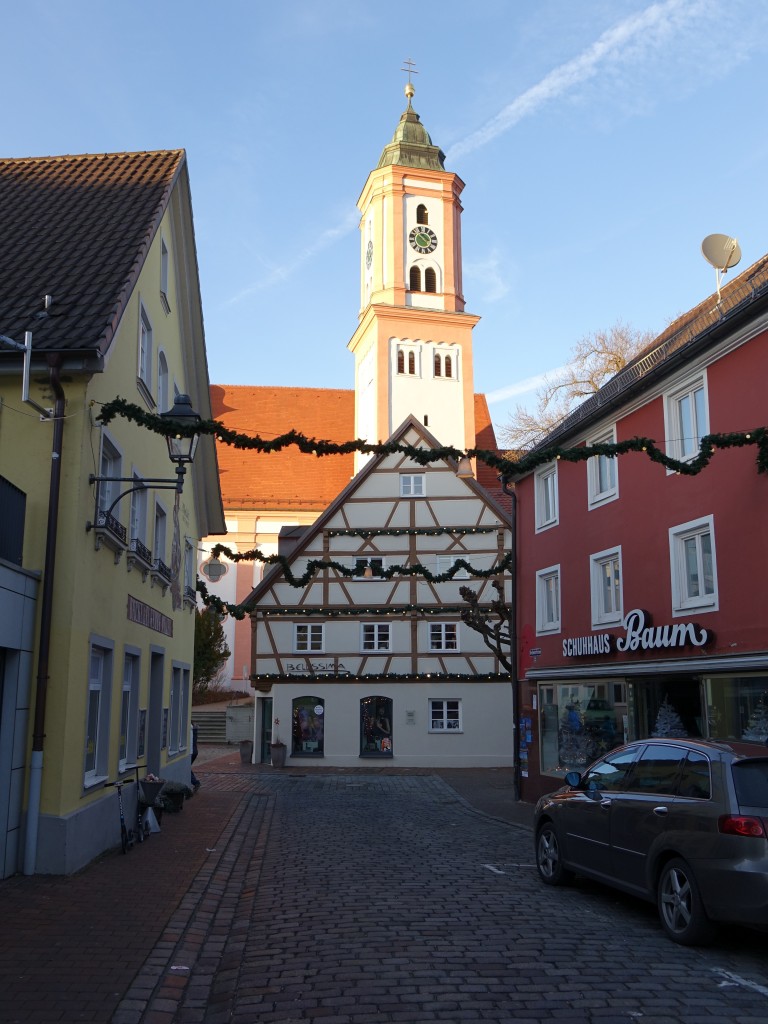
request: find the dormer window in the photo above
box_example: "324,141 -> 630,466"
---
416,203 -> 429,225
409,265 -> 421,292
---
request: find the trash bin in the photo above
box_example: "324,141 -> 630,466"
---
239,739 -> 254,764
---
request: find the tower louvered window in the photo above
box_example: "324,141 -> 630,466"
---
409,265 -> 421,291
425,267 -> 436,293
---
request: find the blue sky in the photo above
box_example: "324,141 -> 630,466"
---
5,1 -> 768,436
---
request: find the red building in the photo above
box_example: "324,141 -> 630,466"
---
511,252 -> 768,803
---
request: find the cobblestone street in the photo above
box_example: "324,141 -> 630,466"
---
2,760 -> 768,1023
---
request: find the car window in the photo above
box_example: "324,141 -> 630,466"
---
732,759 -> 768,810
582,747 -> 639,791
625,744 -> 687,795
677,750 -> 711,799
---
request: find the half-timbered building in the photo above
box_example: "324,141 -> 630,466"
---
247,417 -> 514,766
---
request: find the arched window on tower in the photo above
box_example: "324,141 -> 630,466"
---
397,349 -> 405,374
444,355 -> 452,378
416,203 -> 428,225
409,265 -> 421,292
424,267 -> 437,293
408,350 -> 415,375
434,352 -> 442,377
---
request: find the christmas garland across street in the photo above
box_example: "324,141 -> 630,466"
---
97,398 -> 768,477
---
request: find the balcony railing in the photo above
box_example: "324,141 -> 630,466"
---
92,509 -> 128,561
127,537 -> 153,578
183,584 -> 197,608
151,557 -> 173,593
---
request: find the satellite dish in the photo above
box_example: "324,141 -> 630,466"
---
701,233 -> 741,271
701,233 -> 741,307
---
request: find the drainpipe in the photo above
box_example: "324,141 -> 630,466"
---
23,355 -> 65,875
502,480 -> 520,800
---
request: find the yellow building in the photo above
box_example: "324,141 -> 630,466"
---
0,150 -> 225,875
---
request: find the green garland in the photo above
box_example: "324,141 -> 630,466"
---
251,671 -> 511,682
97,398 -> 768,477
208,544 -> 512,587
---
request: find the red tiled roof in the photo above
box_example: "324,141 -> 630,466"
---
211,384 -> 504,511
0,150 -> 184,357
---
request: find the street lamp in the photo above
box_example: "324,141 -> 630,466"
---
87,394 -> 202,531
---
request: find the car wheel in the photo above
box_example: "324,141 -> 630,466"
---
657,857 -> 716,946
535,822 -> 573,886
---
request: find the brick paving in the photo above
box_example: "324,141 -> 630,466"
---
1,753 -> 767,1023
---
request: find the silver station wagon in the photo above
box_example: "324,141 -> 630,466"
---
533,738 -> 768,944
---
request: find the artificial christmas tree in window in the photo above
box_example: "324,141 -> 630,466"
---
651,695 -> 687,738
742,694 -> 768,742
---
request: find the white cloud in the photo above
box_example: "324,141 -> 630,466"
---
227,207 -> 359,305
464,251 -> 510,302
446,0 -> 709,162
486,366 -> 569,405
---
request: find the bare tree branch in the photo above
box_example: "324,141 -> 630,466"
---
459,581 -> 514,674
500,322 -> 654,451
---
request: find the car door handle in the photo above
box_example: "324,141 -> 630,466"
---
653,806 -> 669,816
600,799 -> 612,809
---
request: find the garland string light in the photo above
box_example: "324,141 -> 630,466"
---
97,398 -> 768,477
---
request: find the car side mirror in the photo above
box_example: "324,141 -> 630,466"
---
565,770 -> 582,788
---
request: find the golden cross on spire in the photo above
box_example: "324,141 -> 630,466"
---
401,58 -> 418,101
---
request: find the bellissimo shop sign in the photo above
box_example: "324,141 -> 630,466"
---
127,595 -> 173,636
563,608 -> 710,658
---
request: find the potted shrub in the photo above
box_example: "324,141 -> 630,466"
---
270,717 -> 287,768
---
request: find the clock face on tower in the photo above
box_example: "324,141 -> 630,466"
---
409,225 -> 438,254
365,240 -> 373,269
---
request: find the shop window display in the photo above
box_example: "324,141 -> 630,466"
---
360,696 -> 393,756
539,682 -> 626,775
292,697 -> 324,756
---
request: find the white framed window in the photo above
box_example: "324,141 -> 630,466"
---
664,372 -> 709,465
590,547 -> 623,626
354,557 -> 385,579
433,349 -> 458,379
160,237 -> 171,313
98,434 -> 122,516
396,345 -> 419,376
361,623 -> 391,651
129,474 -> 147,544
295,623 -> 324,653
157,350 -> 169,412
84,640 -> 113,785
179,669 -> 190,751
169,666 -> 181,754
138,304 -> 153,397
184,539 -> 195,588
429,698 -> 462,732
400,473 -> 425,497
536,564 -> 561,634
435,555 -> 470,580
119,650 -> 140,772
535,462 -> 559,531
587,427 -> 618,508
430,622 -> 459,651
669,515 -> 718,614
153,503 -> 167,562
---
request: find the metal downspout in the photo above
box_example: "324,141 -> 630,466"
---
502,481 -> 520,800
23,357 -> 65,875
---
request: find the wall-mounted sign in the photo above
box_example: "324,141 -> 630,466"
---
563,608 -> 711,659
127,595 -> 173,636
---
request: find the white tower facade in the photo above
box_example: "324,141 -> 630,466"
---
349,85 -> 480,472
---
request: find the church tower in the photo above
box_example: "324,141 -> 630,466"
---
348,80 -> 480,470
